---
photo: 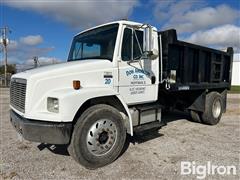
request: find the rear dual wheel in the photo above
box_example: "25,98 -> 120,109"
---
190,92 -> 223,125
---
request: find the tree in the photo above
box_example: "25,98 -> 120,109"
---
0,64 -> 16,74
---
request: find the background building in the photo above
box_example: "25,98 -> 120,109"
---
232,54 -> 240,86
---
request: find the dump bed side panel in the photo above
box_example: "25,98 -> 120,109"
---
158,29 -> 233,91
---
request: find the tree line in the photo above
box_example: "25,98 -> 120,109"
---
0,64 -> 17,74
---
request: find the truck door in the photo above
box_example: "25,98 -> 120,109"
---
117,26 -> 159,105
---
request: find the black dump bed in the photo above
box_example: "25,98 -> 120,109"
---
158,29 -> 233,91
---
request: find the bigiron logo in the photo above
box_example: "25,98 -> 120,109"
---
181,161 -> 238,179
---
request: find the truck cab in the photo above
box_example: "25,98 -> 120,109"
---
68,21 -> 160,104
9,20 -> 233,169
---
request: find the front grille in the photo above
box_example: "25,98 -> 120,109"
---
10,78 -> 27,113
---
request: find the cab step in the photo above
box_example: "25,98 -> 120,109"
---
133,121 -> 167,134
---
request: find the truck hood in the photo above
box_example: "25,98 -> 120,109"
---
12,59 -> 112,80
10,59 -> 117,121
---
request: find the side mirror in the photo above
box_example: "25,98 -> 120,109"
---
143,25 -> 158,59
143,25 -> 152,53
149,49 -> 159,60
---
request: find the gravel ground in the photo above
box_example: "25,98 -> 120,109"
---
0,88 -> 239,179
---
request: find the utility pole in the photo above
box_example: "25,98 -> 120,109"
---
0,27 -> 10,86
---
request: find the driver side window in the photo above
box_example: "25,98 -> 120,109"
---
121,28 -> 143,61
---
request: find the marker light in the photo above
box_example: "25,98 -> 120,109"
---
73,80 -> 81,90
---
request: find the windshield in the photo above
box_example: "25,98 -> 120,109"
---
68,24 -> 119,61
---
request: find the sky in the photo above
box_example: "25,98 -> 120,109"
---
0,0 -> 240,68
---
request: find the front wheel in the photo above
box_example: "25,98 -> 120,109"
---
68,104 -> 126,169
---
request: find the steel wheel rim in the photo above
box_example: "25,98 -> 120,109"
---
86,119 -> 117,156
212,99 -> 221,118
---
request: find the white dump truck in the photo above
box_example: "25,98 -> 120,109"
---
10,20 -> 233,169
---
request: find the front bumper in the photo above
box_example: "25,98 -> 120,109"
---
10,110 -> 72,144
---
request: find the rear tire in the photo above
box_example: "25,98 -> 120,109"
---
68,104 -> 126,169
201,92 -> 223,125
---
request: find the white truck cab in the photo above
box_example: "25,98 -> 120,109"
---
10,20 -> 233,169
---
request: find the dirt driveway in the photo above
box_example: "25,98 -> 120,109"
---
1,88 -> 239,179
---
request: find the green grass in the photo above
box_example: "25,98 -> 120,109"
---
229,86 -> 240,94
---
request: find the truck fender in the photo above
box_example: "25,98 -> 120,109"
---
115,94 -> 133,136
59,87 -> 133,136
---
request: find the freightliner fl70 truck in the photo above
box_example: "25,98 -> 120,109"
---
10,20 -> 233,169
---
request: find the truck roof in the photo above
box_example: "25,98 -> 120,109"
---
75,20 -> 157,37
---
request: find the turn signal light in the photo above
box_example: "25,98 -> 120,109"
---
73,80 -> 81,90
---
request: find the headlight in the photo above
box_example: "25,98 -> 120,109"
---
47,97 -> 59,113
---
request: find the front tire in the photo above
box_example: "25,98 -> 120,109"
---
68,104 -> 126,169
